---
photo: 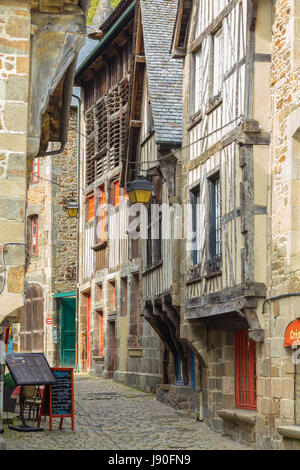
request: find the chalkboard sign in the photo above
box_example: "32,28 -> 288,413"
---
38,368 -> 74,430
5,353 -> 56,386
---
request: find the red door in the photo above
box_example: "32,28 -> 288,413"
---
86,294 -> 91,371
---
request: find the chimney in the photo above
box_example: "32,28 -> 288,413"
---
91,0 -> 114,32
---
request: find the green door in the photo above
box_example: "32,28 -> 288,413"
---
61,298 -> 76,367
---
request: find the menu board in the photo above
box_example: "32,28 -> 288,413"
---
38,368 -> 74,430
5,353 -> 56,386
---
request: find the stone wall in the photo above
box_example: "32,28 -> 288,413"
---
0,0 -> 30,328
259,0 -> 300,450
23,108 -> 78,365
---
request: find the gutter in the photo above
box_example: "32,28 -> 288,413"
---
75,0 -> 136,80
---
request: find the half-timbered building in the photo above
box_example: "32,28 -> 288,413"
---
122,0 -> 198,410
75,0 -> 163,391
172,0 -> 272,444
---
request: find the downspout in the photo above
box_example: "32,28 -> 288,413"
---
72,94 -> 81,373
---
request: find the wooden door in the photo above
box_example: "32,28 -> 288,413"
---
86,293 -> 91,371
60,298 -> 76,367
20,284 -> 44,352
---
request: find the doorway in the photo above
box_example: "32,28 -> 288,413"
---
60,298 -> 76,367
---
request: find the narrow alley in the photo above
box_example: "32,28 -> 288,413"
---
4,376 -> 250,451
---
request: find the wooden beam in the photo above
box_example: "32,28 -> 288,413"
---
130,119 -> 142,128
135,55 -> 145,63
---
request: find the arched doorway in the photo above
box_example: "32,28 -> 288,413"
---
20,284 -> 44,352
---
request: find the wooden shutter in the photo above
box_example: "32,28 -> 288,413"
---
20,284 -> 44,353
235,329 -> 257,410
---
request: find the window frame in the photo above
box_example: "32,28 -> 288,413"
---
31,157 -> 40,184
210,25 -> 223,101
30,215 -> 39,256
87,194 -> 95,222
209,172 -> 221,260
191,185 -> 201,266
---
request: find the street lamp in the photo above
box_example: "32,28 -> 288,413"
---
66,199 -> 79,218
127,176 -> 153,205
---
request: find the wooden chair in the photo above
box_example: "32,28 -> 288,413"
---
22,385 -> 42,421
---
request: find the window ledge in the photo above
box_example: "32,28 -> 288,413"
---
188,112 -> 202,130
142,261 -> 163,275
218,409 -> 256,426
277,426 -> 300,440
91,240 -> 107,251
205,97 -> 222,115
204,270 -> 222,279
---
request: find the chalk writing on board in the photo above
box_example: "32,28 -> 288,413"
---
51,370 -> 72,415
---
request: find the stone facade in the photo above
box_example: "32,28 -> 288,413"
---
0,1 -> 30,328
256,0 -> 300,450
16,108 -> 78,366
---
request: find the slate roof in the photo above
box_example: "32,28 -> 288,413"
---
140,0 -> 183,147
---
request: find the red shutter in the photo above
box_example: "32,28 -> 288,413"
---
100,312 -> 104,357
88,195 -> 95,221
235,330 -> 257,410
86,294 -> 91,371
114,180 -> 120,206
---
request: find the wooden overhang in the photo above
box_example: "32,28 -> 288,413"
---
185,283 -> 266,341
75,0 -> 136,84
171,0 -> 192,58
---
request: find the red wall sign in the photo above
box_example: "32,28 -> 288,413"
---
284,319 -> 300,347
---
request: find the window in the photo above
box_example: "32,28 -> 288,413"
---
113,180 -> 120,206
192,187 -> 201,265
87,195 -> 95,221
146,197 -> 162,268
108,280 -> 116,311
210,174 -> 221,259
97,185 -> 106,242
30,216 -> 38,256
235,329 -> 257,410
192,48 -> 202,114
32,157 -> 40,183
211,26 -> 223,98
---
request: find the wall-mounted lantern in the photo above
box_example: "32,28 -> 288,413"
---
66,199 -> 79,218
127,176 -> 153,205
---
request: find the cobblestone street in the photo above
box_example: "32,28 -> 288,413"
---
3,375 -> 251,451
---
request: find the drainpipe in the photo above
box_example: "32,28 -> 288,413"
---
72,94 -> 81,373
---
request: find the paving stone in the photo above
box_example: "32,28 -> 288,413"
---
4,375 -> 251,450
